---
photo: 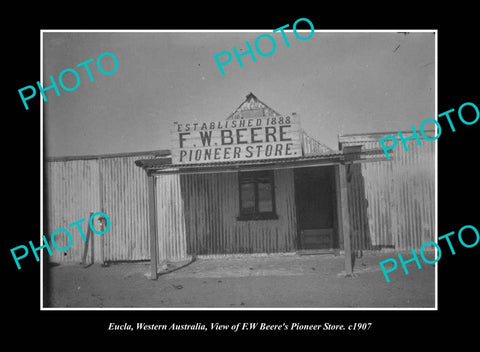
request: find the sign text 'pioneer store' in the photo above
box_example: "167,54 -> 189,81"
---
171,115 -> 301,164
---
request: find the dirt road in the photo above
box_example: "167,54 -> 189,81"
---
42,252 -> 435,309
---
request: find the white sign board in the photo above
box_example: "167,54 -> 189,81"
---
171,116 -> 302,164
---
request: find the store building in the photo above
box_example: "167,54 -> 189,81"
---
45,93 -> 435,279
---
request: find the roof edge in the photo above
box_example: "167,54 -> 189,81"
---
46,149 -> 171,162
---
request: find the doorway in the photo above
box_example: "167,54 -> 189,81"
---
294,166 -> 337,251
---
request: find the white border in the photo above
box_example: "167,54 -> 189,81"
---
40,29 -> 438,312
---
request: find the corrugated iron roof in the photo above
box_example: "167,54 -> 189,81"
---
302,130 -> 336,155
46,149 -> 171,162
136,152 -> 338,168
135,148 -> 386,174
338,130 -> 435,145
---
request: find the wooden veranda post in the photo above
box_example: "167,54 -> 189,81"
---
336,163 -> 353,276
147,172 -> 158,280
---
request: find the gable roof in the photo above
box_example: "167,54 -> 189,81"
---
227,92 -> 336,154
134,94 -> 391,172
227,92 -> 282,120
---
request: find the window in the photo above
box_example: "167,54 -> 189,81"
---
238,170 -> 277,220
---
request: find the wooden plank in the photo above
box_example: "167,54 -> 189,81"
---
82,212 -> 94,267
90,222 -> 94,264
81,228 -> 90,266
147,174 -> 158,280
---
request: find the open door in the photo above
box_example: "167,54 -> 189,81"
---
294,166 -> 336,251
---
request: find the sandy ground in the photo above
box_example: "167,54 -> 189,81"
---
42,252 -> 436,309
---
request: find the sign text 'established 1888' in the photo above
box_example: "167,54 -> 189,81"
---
171,116 -> 301,164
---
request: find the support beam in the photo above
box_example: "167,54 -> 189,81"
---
98,158 -> 105,266
82,212 -> 94,267
147,173 -> 158,280
336,163 -> 353,276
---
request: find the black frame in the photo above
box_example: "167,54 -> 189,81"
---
237,170 -> 278,221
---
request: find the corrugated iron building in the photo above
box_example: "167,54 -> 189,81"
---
44,93 -> 435,277
44,150 -> 168,263
339,132 -> 435,252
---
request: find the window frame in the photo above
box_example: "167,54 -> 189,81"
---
237,170 -> 278,221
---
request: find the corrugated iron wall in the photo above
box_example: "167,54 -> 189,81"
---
45,159 -> 100,263
389,138 -> 435,250
340,132 -> 435,251
45,152 -> 160,263
153,169 -> 297,260
46,132 -> 435,263
301,131 -> 335,155
155,173 -> 188,263
100,156 -> 153,261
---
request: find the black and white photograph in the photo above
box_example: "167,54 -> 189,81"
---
6,12 -> 478,340
40,30 -> 436,309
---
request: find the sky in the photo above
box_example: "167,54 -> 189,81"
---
42,30 -> 435,157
